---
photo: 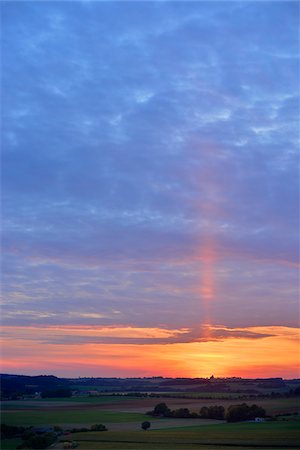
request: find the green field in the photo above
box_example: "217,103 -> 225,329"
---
3,393 -> 298,413
2,421 -> 299,450
1,395 -> 299,450
1,395 -> 299,428
162,391 -> 245,399
38,395 -> 131,403
1,439 -> 22,450
57,421 -> 300,449
65,444 -> 293,450
1,395 -> 131,408
1,409 -> 151,426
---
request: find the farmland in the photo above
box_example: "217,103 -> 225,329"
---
2,394 -> 300,449
53,421 -> 300,450
2,394 -> 300,427
1,408 -> 152,427
1,376 -> 299,449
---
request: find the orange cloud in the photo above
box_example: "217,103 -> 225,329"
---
1,325 -> 299,378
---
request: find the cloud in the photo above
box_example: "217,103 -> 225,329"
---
1,1 -> 299,359
0,324 -> 277,347
2,325 -> 299,378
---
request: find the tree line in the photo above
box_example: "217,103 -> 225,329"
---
147,402 -> 266,422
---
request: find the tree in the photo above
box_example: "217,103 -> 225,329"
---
1,424 -> 26,439
208,405 -> 225,420
173,408 -> 191,418
226,403 -> 249,422
141,421 -> 151,431
200,405 -> 225,420
152,402 -> 172,417
226,403 -> 266,422
199,406 -> 209,418
24,434 -> 55,449
249,404 -> 266,418
41,388 -> 72,398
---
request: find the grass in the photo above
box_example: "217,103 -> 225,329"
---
0,439 -> 22,450
1,396 -> 299,450
1,409 -> 152,426
73,444 -> 291,450
1,395 -> 132,408
277,414 -> 300,420
154,419 -> 300,435
59,421 -> 300,449
1,403 -> 42,410
35,395 -> 132,403
2,394 -> 299,414
164,391 -> 243,399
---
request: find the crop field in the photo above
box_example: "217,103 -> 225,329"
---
162,391 -> 244,399
1,395 -> 132,408
1,395 -> 299,426
1,395 -> 299,449
1,409 -> 153,427
36,395 -> 133,404
54,421 -> 300,450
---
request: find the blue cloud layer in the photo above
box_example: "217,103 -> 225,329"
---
2,1 -> 299,335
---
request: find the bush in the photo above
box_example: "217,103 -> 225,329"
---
21,429 -> 35,441
141,421 -> 151,431
44,432 -> 57,445
70,427 -> 89,433
24,435 -> 48,449
90,424 -> 107,431
23,431 -> 57,449
1,424 -> 26,439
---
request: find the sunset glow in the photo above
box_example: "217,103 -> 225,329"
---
1,325 -> 299,378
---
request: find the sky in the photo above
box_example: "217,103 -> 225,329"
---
1,0 -> 299,378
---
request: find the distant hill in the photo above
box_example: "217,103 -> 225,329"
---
0,374 -> 70,398
1,373 -> 298,400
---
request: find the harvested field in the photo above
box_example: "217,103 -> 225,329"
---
84,395 -> 300,416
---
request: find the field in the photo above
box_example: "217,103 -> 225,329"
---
2,395 -> 299,426
1,394 -> 299,449
1,409 -> 152,427
1,439 -> 22,450
53,421 -> 300,450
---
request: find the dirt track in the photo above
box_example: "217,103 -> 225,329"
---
104,418 -> 224,431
